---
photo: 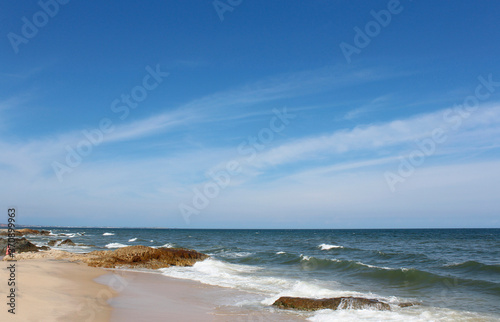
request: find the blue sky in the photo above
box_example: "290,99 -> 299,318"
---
1,1 -> 500,228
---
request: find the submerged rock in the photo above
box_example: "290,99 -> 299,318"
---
272,296 -> 391,311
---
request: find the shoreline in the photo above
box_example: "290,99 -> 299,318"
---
98,269 -> 306,321
0,258 -> 115,321
1,255 -> 305,321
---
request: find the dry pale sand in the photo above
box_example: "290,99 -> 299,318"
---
99,270 -> 307,322
0,258 -> 116,322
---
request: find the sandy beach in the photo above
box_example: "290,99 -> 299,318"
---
1,256 -> 304,321
0,258 -> 115,322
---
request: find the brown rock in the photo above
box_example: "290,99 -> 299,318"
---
398,302 -> 420,308
17,228 -> 42,235
0,228 -> 48,236
83,246 -> 209,269
4,245 -> 209,269
272,296 -> 391,311
0,237 -> 44,254
0,230 -> 23,236
48,239 -> 62,246
60,239 -> 76,246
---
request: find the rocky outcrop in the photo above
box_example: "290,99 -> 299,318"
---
0,228 -> 51,236
272,296 -> 391,311
0,238 -> 47,254
83,246 -> 208,269
59,239 -> 76,246
5,245 -> 209,269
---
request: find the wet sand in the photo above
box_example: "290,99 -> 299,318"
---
98,270 -> 306,321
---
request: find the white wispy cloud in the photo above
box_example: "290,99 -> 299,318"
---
251,104 -> 500,170
343,95 -> 392,120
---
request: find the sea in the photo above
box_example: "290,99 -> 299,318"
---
24,228 -> 500,321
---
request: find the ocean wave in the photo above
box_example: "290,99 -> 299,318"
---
222,252 -> 254,258
444,260 -> 500,274
301,254 -> 312,261
298,255 -> 392,272
360,266 -> 500,294
128,238 -> 137,242
151,243 -> 175,249
276,251 -> 286,255
318,243 -> 344,250
105,243 -> 128,248
58,233 -> 76,238
160,258 -> 348,300
103,232 -> 115,236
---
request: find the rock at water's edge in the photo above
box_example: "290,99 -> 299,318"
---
0,228 -> 51,236
83,245 -> 209,269
59,239 -> 76,246
272,296 -> 391,311
4,245 -> 209,270
0,237 -> 45,254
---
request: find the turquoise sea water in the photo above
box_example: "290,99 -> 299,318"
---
26,228 -> 500,321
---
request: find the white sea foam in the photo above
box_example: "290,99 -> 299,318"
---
59,233 -> 76,238
223,252 -> 253,258
103,232 -> 115,236
105,243 -> 128,248
128,238 -> 137,242
300,254 -> 312,261
325,258 -> 393,271
160,258 -> 347,301
160,258 -> 288,294
276,251 -> 286,255
307,305 -> 492,322
54,244 -> 92,253
319,243 -> 344,250
355,261 -> 392,270
152,243 -> 174,249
